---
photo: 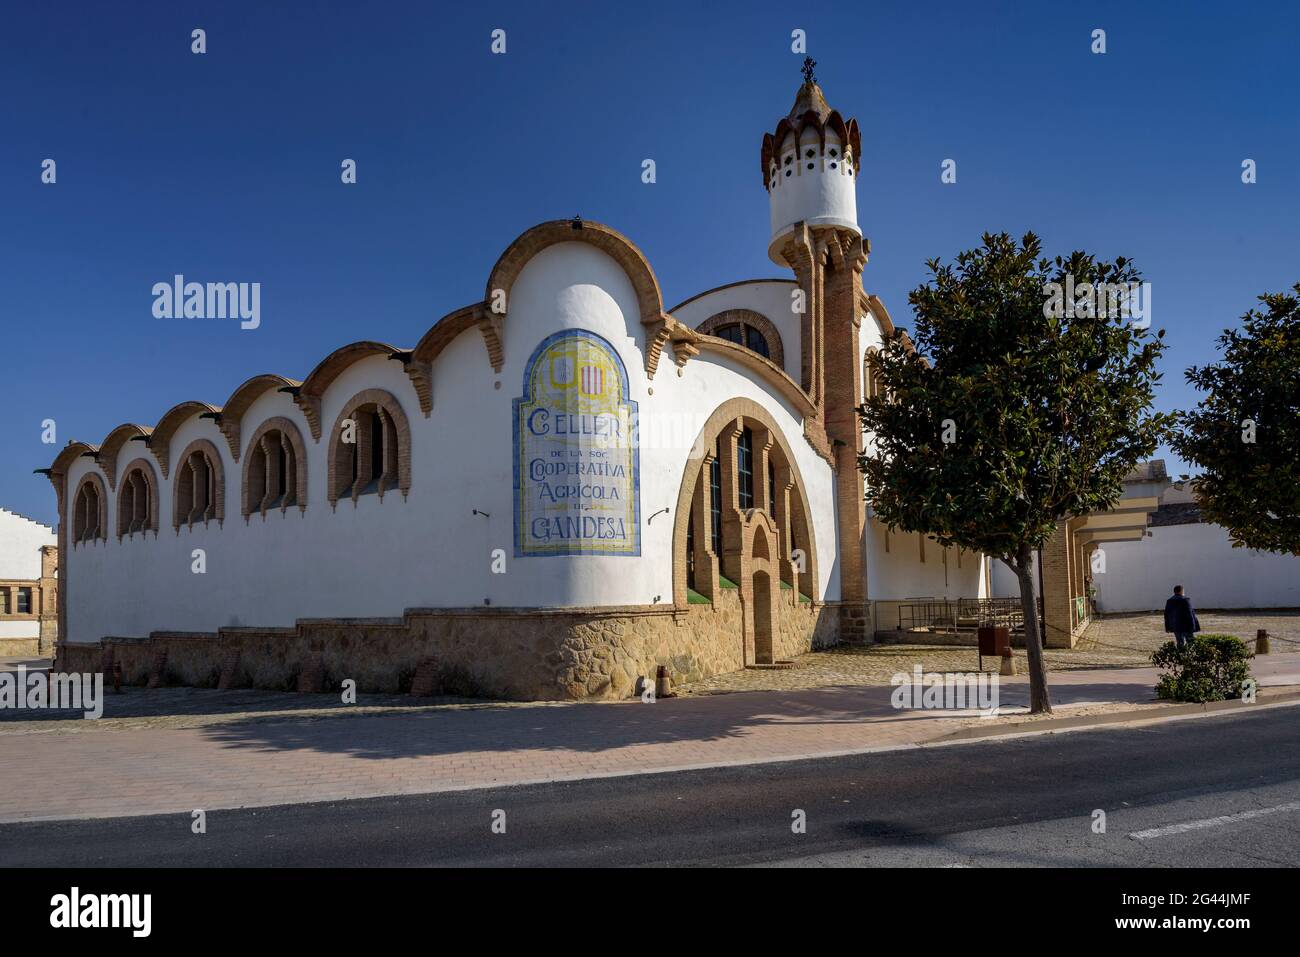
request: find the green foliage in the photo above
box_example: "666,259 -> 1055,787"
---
1152,634 -> 1253,703
858,232 -> 1173,562
1172,284 -> 1300,555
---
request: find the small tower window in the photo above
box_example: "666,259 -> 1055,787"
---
829,147 -> 838,157
805,149 -> 814,158
807,162 -> 814,169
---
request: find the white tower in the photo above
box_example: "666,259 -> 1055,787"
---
761,59 -> 861,266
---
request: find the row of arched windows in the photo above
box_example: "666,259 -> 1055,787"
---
70,391 -> 412,545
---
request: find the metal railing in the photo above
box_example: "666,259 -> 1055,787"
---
896,597 -> 1024,632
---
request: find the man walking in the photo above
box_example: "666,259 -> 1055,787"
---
1164,585 -> 1200,650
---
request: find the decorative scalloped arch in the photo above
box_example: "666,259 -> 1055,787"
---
296,341 -> 405,440
152,402 -> 220,478
484,220 -> 672,377
99,424 -> 151,490
219,374 -> 301,461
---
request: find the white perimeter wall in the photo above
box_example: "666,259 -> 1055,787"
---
1094,522 -> 1300,612
64,243 -> 840,641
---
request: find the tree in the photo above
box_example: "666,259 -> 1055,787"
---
858,233 -> 1172,713
1172,284 -> 1300,555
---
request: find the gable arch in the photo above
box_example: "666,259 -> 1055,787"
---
484,220 -> 676,377
219,374 -> 302,460
152,401 -> 220,478
99,424 -> 152,490
297,341 -> 407,440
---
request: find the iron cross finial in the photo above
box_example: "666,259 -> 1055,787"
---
801,56 -> 817,84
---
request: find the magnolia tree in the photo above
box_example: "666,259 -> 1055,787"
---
858,233 -> 1172,713
1173,284 -> 1300,556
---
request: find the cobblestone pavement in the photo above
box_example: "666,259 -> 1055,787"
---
676,612 -> 1300,696
1077,611 -> 1300,656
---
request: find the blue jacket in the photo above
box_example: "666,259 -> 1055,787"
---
1164,594 -> 1200,634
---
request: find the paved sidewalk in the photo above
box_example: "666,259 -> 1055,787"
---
1,658 -> 1297,825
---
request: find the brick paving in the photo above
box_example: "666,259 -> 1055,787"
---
1,651 -> 1298,825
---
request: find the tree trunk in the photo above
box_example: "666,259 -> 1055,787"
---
1006,543 -> 1052,714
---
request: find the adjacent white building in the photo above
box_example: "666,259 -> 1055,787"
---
0,507 -> 57,656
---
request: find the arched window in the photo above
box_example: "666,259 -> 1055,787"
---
737,427 -> 754,509
714,322 -> 771,359
242,417 -> 308,518
863,347 -> 882,401
695,310 -> 785,367
71,474 -> 108,544
116,459 -> 159,538
173,439 -> 225,529
327,389 -> 411,506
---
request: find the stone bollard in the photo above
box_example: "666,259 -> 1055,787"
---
999,651 -> 1017,677
655,665 -> 673,699
1256,630 -> 1271,655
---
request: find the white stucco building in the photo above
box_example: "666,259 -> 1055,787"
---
45,70 -> 989,698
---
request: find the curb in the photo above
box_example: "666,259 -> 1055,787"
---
936,688 -> 1300,743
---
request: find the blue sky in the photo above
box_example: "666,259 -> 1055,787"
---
2,0 -> 1297,527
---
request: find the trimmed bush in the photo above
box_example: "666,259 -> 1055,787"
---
1152,634 -> 1253,703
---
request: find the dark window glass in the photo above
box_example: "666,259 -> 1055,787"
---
17,588 -> 32,615
716,323 -> 745,346
738,428 -> 754,510
745,325 -> 770,358
710,442 -> 722,554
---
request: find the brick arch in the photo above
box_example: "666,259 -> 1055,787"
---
152,401 -> 220,479
695,309 -> 785,369
219,374 -> 301,461
116,457 -> 160,539
484,220 -> 674,376
326,388 -> 412,506
671,397 -> 819,608
740,513 -> 782,666
70,472 -> 109,546
297,341 -> 406,440
242,416 -> 309,518
172,438 -> 226,529
99,424 -> 151,491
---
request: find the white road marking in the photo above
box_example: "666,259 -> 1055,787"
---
1129,801 -> 1300,840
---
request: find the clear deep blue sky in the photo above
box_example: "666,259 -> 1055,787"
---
3,1 -> 1297,527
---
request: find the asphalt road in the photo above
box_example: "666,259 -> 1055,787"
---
2,707 -> 1298,867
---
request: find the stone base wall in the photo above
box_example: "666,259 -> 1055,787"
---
0,638 -> 43,658
55,594 -> 843,701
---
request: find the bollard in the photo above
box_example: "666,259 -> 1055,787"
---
1256,629 -> 1271,655
999,650 -> 1017,677
655,665 -> 673,699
